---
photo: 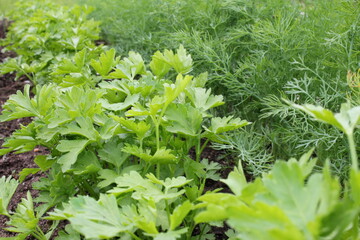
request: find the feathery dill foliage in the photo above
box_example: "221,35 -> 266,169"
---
67,0 -> 360,176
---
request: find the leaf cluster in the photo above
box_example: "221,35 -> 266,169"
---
0,0 -> 100,85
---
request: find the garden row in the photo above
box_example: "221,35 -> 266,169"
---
1,0 -> 360,239
77,0 -> 360,178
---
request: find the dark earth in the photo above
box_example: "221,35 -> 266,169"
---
0,19 -> 235,239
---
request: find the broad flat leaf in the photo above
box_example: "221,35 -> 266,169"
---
5,192 -> 39,236
72,150 -> 101,175
0,85 -> 39,121
191,72 -> 208,88
123,144 -> 177,164
90,48 -> 119,77
165,104 -> 202,137
164,74 -> 192,106
170,201 -> 193,230
293,102 -> 360,135
108,52 -> 146,80
110,171 -> 163,200
98,118 -> 120,140
98,140 -> 130,169
34,155 -> 55,171
150,51 -> 171,78
116,117 -> 151,140
186,87 -> 224,115
195,193 -> 241,223
0,176 -> 19,216
196,151 -> 354,238
19,168 -> 41,182
221,162 -> 247,196
227,203 -> 304,240
163,177 -> 192,190
111,171 -> 186,202
153,45 -> 192,74
49,195 -> 133,239
56,139 -> 90,172
146,174 -> 192,190
149,95 -> 165,116
205,116 -> 249,134
61,117 -> 99,141
100,94 -> 140,111
126,104 -> 151,117
0,122 -> 37,155
97,169 -> 119,188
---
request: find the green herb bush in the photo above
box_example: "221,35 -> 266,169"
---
0,42 -> 248,238
76,0 -> 360,177
0,0 -> 100,85
197,102 -> 360,239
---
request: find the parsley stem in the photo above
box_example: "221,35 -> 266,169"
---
196,134 -> 201,162
127,231 -> 142,240
347,133 -> 358,172
165,199 -> 171,225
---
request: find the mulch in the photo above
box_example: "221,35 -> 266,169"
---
0,19 -> 233,239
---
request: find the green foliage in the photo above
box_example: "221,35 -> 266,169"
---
0,0 -> 100,85
197,151 -> 360,239
0,44 -> 247,238
0,176 -> 19,216
77,0 -> 360,178
48,172 -> 194,239
197,102 -> 360,239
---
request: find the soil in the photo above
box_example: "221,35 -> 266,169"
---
0,19 -> 234,239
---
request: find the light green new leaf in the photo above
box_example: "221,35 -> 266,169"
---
150,51 -> 171,78
126,104 -> 151,117
186,87 -> 224,115
90,48 -> 119,77
146,174 -> 192,190
205,116 -> 250,134
0,122 -> 38,155
221,162 -> 247,196
56,139 -> 90,172
153,45 -> 193,74
195,193 -> 241,223
227,203 -> 304,240
163,177 -> 192,190
293,102 -> 360,135
123,144 -> 178,164
165,104 -> 202,137
114,117 -> 151,140
0,85 -> 39,121
100,94 -> 140,111
164,74 -> 192,106
109,51 -> 146,80
5,192 -> 39,237
0,176 -> 19,216
170,201 -> 193,230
